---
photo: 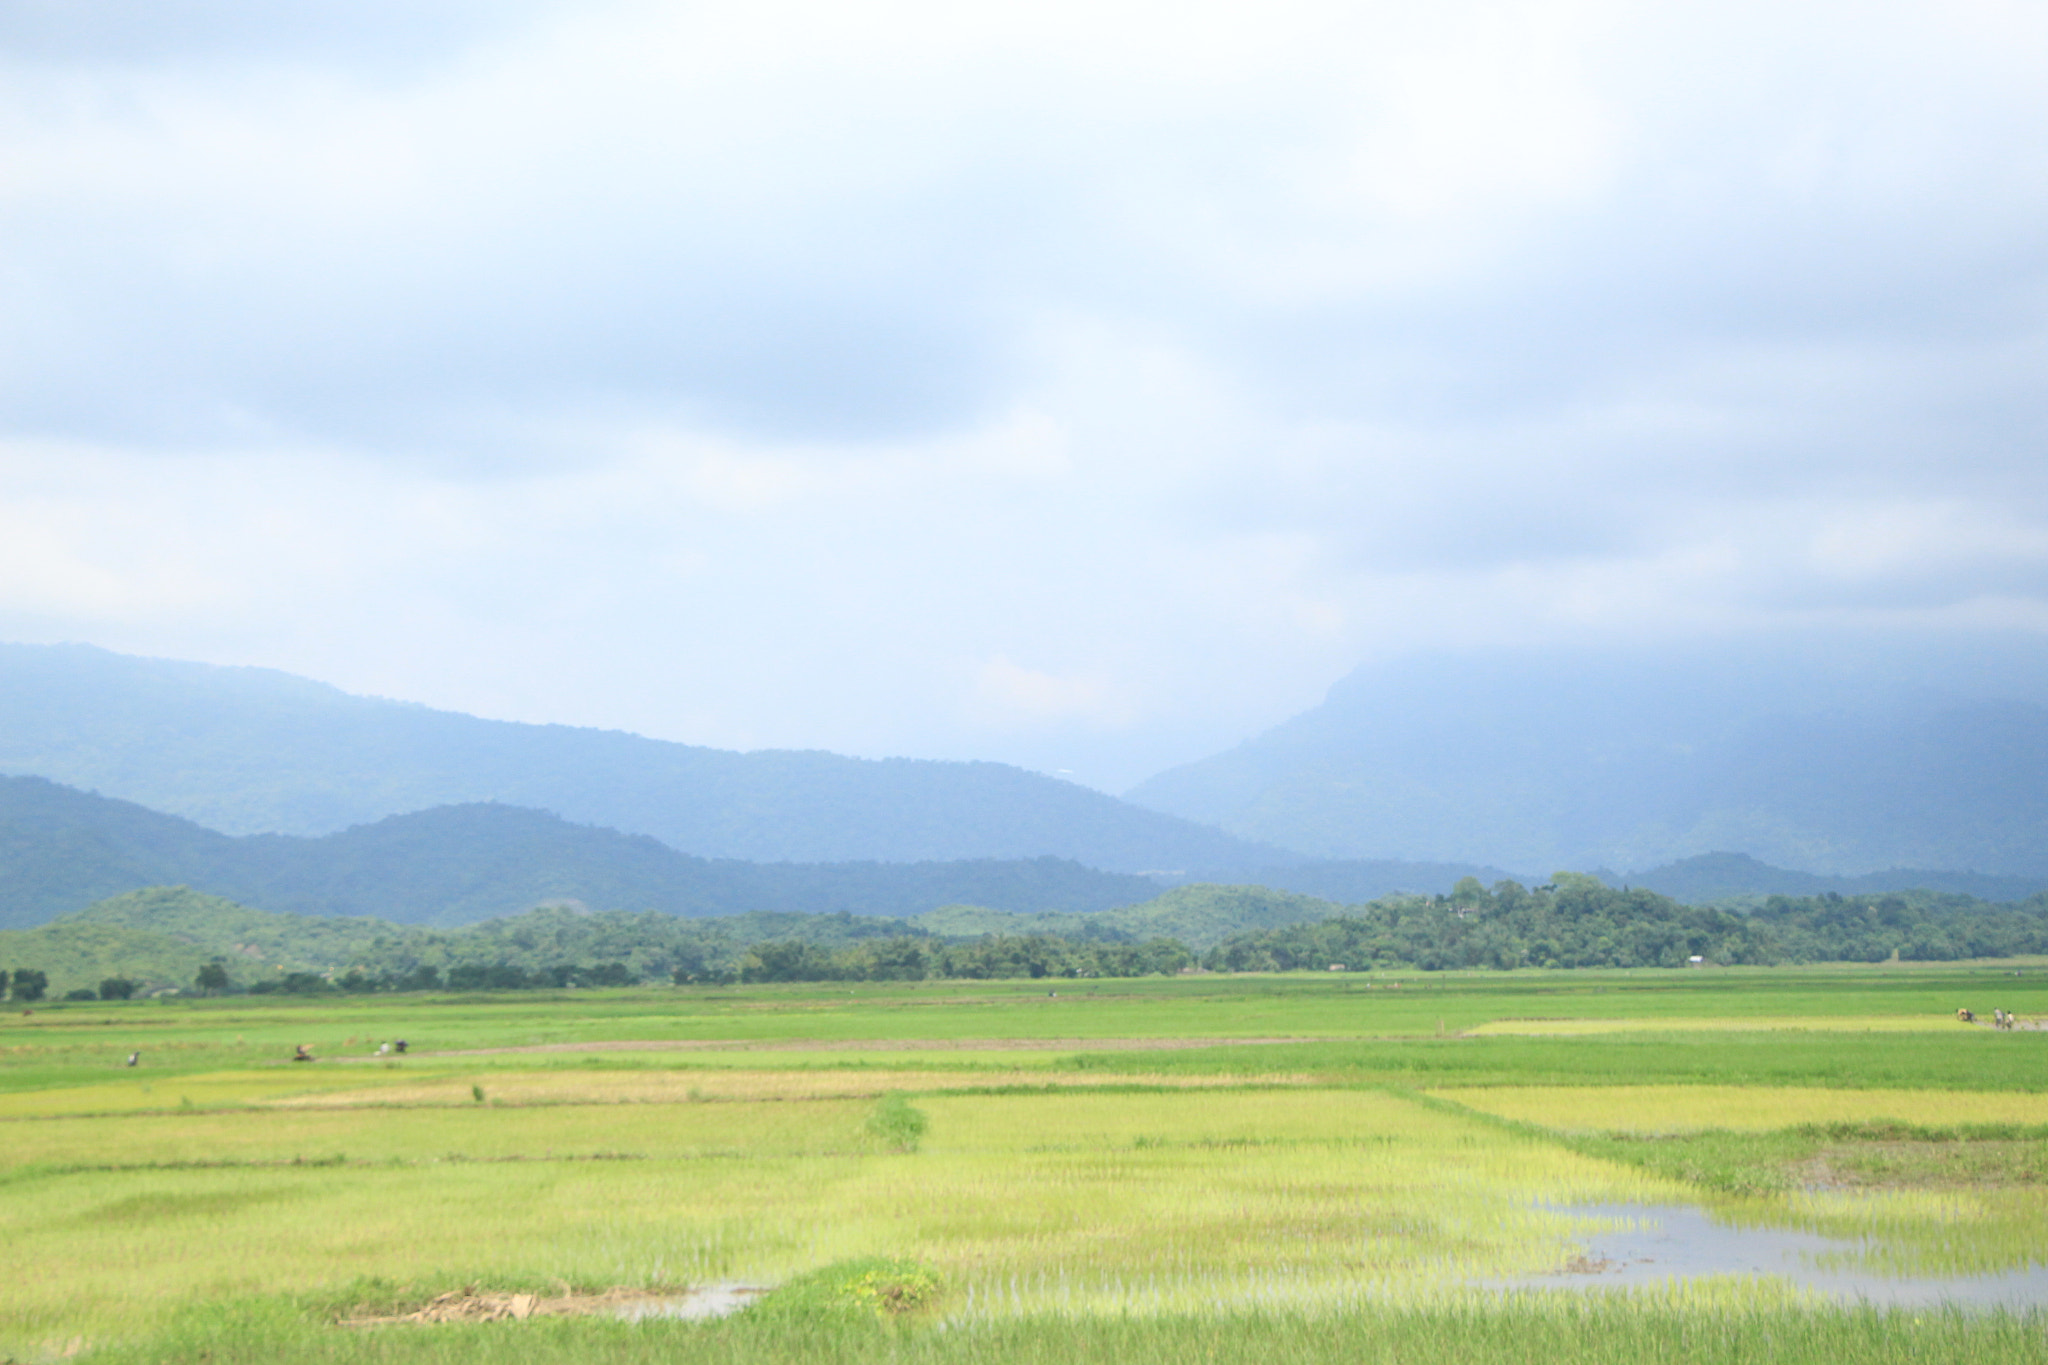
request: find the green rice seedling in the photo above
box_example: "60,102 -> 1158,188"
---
72,1296 -> 2048,1365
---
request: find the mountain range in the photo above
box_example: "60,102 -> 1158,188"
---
0,775 -> 1166,930
1128,639 -> 2048,878
0,642 -> 1276,872
5,639 -> 2047,910
4,772 -> 2040,937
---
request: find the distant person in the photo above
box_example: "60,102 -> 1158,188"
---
377,1042 -> 390,1056
1958,1008 -> 1975,1023
293,1044 -> 313,1062
394,1039 -> 408,1054
125,1051 -> 139,1067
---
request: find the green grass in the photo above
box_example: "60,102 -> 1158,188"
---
1558,1122 -> 2048,1194
81,1298 -> 2048,1365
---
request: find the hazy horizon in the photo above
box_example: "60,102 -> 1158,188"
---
4,1 -> 2045,793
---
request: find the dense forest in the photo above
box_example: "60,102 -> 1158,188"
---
6,878 -> 2047,999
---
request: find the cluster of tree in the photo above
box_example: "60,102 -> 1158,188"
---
3,967 -> 48,1001
256,961 -> 643,994
57,977 -> 142,1001
1744,891 -> 2048,962
727,934 -> 1193,983
1199,877 -> 2048,971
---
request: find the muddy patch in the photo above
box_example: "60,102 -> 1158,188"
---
343,1284 -> 769,1326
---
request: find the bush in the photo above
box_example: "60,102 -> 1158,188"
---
864,1093 -> 929,1152
749,1257 -> 943,1324
98,977 -> 137,1000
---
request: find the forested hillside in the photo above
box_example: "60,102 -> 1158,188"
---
0,643 -> 1277,870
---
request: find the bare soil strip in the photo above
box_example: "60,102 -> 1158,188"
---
342,1284 -> 767,1326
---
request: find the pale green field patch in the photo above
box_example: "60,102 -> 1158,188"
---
1463,1016 -> 1972,1036
1433,1084 -> 2048,1132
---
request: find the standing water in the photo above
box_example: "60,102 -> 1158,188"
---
1494,1204 -> 2048,1308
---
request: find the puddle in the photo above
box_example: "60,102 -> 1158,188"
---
1497,1203 -> 2048,1308
610,1284 -> 770,1321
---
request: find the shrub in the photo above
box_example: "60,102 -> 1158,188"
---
864,1093 -> 929,1152
749,1257 -> 943,1324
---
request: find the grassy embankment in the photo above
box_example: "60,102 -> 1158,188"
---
1,964 -> 2044,1362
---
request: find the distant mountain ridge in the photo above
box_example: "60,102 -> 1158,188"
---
0,642 -> 1282,871
1621,853 -> 2048,906
1128,641 -> 2048,878
0,775 -> 1165,929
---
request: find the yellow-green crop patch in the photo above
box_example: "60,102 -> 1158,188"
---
0,1068 -> 425,1117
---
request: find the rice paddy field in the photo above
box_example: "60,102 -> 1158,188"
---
3,963 -> 2046,1363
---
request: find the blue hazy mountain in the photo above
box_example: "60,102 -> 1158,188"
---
0,642 -> 1281,872
0,774 -> 1167,929
1127,637 -> 2048,877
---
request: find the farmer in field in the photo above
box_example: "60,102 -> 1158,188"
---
125,1051 -> 139,1067
293,1043 -> 313,1062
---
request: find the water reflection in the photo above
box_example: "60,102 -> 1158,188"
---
610,1284 -> 769,1321
1500,1204 -> 2048,1308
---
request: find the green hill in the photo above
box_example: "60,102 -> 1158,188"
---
0,887 -> 389,995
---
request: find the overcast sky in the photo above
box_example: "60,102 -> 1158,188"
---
2,0 -> 2044,790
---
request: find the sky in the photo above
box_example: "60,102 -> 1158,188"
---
1,0 -> 2045,792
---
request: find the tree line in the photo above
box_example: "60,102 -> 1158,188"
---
13,879 -> 2048,997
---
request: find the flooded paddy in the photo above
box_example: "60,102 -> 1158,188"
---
1509,1203 -> 2048,1308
